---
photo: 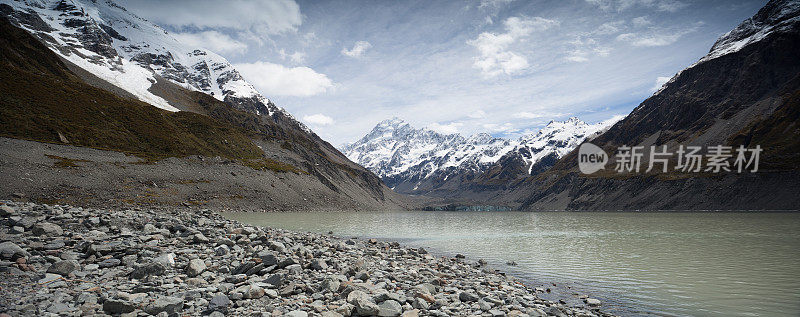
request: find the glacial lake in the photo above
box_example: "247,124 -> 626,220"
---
223,211 -> 800,317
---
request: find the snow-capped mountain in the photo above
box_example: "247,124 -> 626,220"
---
654,0 -> 800,96
0,0 -> 305,129
342,116 -> 621,193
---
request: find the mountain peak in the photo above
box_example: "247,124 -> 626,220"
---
377,117 -> 407,127
702,0 -> 800,63
343,115 -> 619,191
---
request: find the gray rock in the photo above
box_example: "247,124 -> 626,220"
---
186,258 -> 206,277
44,240 -> 66,250
208,294 -> 230,311
193,233 -> 210,243
265,273 -> 283,286
145,296 -> 183,315
258,250 -> 278,266
214,245 -> 229,256
269,241 -> 287,253
585,298 -> 601,306
412,297 -> 429,310
488,309 -> 505,316
38,273 -> 66,287
99,258 -> 121,268
32,222 -> 63,235
0,205 -> 15,217
143,223 -> 158,234
544,306 -> 565,317
0,241 -> 29,259
347,290 -> 380,316
377,300 -> 402,317
319,276 -> 340,293
459,292 -> 479,303
286,263 -> 302,275
415,283 -> 436,294
154,253 -> 175,267
129,262 -> 166,279
354,271 -> 370,281
286,310 -> 309,317
311,258 -> 328,270
103,298 -> 136,314
245,284 -> 266,299
47,260 -> 80,276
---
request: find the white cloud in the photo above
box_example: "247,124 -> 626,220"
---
594,21 -> 625,35
616,31 -> 683,47
514,112 -> 544,119
651,76 -> 671,92
514,111 -> 570,119
564,37 -> 610,63
482,122 -> 517,133
234,61 -> 333,97
479,0 -> 515,9
303,114 -> 334,126
172,31 -> 247,55
427,122 -> 464,134
632,16 -> 652,28
341,41 -> 372,58
122,0 -> 302,34
585,0 -> 687,12
279,49 -> 307,64
467,16 -> 559,77
468,110 -> 487,118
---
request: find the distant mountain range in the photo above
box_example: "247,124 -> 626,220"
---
342,116 -> 622,196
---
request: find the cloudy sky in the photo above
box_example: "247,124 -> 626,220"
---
121,0 -> 766,145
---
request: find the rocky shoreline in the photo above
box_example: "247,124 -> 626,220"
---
0,201 -> 612,317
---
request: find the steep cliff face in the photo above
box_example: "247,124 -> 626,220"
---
515,0 -> 800,210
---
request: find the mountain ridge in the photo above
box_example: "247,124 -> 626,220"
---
514,0 -> 800,210
342,116 -> 622,197
0,1 -> 406,210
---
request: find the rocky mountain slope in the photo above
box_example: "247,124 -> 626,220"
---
342,116 -> 620,197
513,0 -> 800,210
0,1 -> 405,210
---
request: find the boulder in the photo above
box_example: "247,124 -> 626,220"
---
208,294 -> 230,311
47,260 -> 79,276
377,300 -> 402,317
0,241 -> 29,260
102,299 -> 136,314
129,263 -> 166,279
459,291 -> 479,303
186,258 -> 206,277
32,222 -> 63,235
145,296 -> 183,315
347,290 -> 380,316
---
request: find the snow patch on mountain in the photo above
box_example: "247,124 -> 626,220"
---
655,0 -> 800,97
702,0 -> 799,63
342,116 -> 623,181
0,0 -> 288,117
